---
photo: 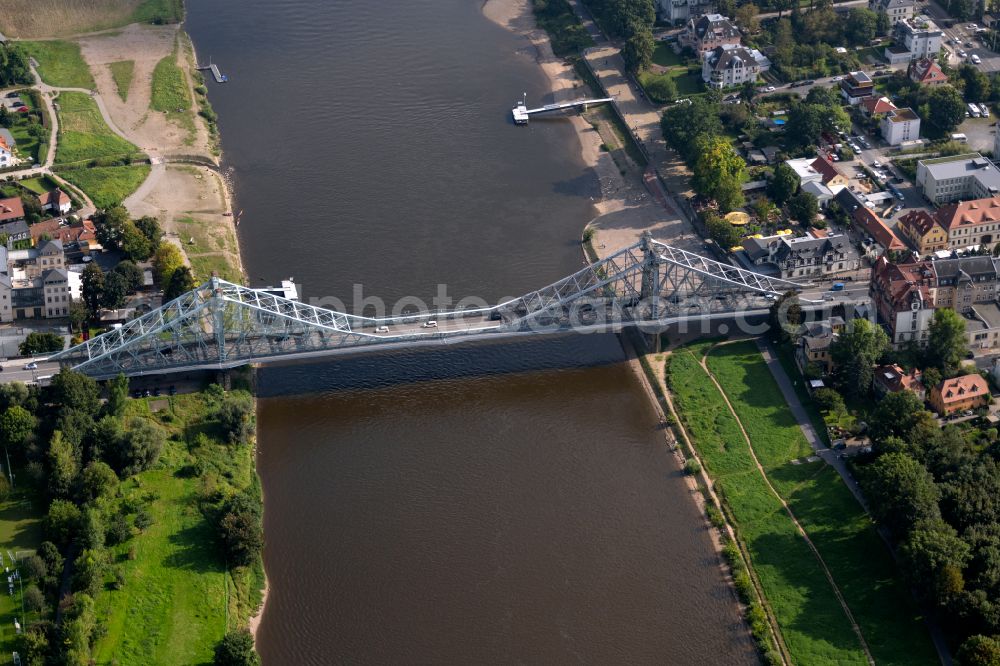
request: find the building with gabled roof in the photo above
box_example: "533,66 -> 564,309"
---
0,197 -> 24,224
933,256 -> 1000,313
870,256 -> 937,345
930,374 -> 990,415
908,58 -> 947,86
861,96 -> 898,117
936,196 -> 1000,250
898,209 -> 948,255
853,206 -> 906,254
702,44 -> 765,89
873,364 -> 925,400
870,0 -> 916,24
682,13 -> 741,53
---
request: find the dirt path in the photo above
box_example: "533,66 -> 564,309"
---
695,342 -> 876,666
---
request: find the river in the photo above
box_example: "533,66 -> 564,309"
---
184,0 -> 754,662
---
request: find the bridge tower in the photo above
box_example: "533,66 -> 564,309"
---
639,231 -> 661,352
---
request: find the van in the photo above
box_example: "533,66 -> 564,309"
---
951,133 -> 969,143
421,320 -> 438,328
980,103 -> 991,118
831,282 -> 845,292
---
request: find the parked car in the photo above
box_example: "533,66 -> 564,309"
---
23,362 -> 37,370
980,103 -> 991,117
972,54 -> 982,65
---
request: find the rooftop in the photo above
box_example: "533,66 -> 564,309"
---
919,154 -> 1000,192
936,374 -> 989,404
973,302 -> 1000,329
887,107 -> 919,122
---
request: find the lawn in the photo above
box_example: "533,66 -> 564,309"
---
8,121 -> 42,165
59,164 -> 150,208
18,41 -> 95,89
667,343 -> 869,665
18,176 -> 57,195
92,392 -> 262,664
150,52 -> 195,139
109,60 -> 135,101
54,91 -> 139,164
704,342 -> 939,666
652,42 -> 684,68
0,491 -> 43,659
189,254 -> 241,284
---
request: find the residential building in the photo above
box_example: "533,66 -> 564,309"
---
0,219 -> 29,244
1,239 -> 79,320
0,197 -> 24,224
893,16 -> 943,60
916,154 -> 1000,204
966,302 -> 1000,350
840,71 -> 875,105
908,58 -> 947,86
42,269 -> 74,318
852,207 -> 907,255
933,256 -> 1000,313
801,180 -> 835,207
937,197 -> 1000,250
743,232 -> 859,279
0,131 -> 12,169
870,0 -> 916,23
880,107 -> 920,146
898,209 -> 948,255
682,13 -> 741,53
28,217 -> 97,248
786,157 -> 823,186
36,189 -> 71,215
795,317 -> 845,375
861,95 -> 898,118
659,0 -> 716,23
810,157 -> 849,188
929,374 -> 990,415
702,44 -> 764,89
873,364 -> 926,400
0,273 -> 10,323
870,256 -> 937,345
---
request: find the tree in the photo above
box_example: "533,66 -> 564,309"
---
875,10 -> 891,36
152,243 -> 185,288
48,431 -> 79,498
108,419 -> 164,476
113,260 -> 144,293
94,206 -> 130,250
813,387 -> 846,414
219,492 -> 263,566
642,74 -> 677,103
829,318 -> 889,398
805,85 -> 840,108
622,28 -> 654,73
81,263 -> 105,316
104,374 -> 129,418
0,406 -> 36,454
927,308 -> 969,374
20,195 -> 42,225
704,212 -> 742,249
165,265 -> 196,301
735,3 -> 760,33
767,291 -> 803,342
861,452 -> 941,538
80,461 -> 119,502
45,499 -> 82,547
134,216 -> 162,253
845,8 -> 878,46
102,270 -> 129,310
120,220 -> 152,261
18,332 -> 65,355
214,629 -> 260,666
958,635 -> 1000,665
768,162 -> 799,206
788,191 -> 819,226
21,555 -> 47,582
869,390 -> 929,445
926,85 -> 968,137
660,97 -> 722,160
219,393 -> 256,446
959,64 -> 992,103
49,369 -> 100,417
691,134 -> 746,212
23,585 -> 46,615
68,301 -> 88,332
38,541 -> 63,580
900,518 -> 971,602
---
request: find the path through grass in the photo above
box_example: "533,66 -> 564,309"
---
19,41 -> 95,89
705,342 -> 938,666
54,91 -> 138,164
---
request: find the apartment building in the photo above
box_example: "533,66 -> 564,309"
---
916,154 -> 1000,204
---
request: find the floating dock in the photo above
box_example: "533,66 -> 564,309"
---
512,96 -> 614,125
197,62 -> 228,83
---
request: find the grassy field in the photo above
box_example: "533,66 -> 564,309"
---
0,0 -> 181,38
150,51 -> 195,139
109,60 -> 136,101
704,342 -> 939,666
18,41 -> 95,89
669,342 -> 868,665
0,492 -> 44,659
59,165 -> 150,208
8,122 -> 42,165
651,42 -> 684,67
91,393 -> 262,664
54,91 -> 139,164
176,215 -> 241,282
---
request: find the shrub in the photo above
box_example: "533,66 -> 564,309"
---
214,629 -> 260,666
684,458 -> 701,476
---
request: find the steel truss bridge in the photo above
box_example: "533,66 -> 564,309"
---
50,235 -> 807,379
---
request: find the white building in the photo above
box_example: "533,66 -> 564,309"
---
702,44 -> 764,89
659,0 -> 716,23
916,153 -> 1000,204
893,16 -> 943,60
880,107 -> 921,146
0,130 -> 13,169
870,0 -> 916,24
785,157 -> 824,186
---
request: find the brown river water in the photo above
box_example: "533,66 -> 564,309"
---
185,0 -> 754,661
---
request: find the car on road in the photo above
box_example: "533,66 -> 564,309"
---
972,54 -> 982,65
959,49 -> 967,58
375,325 -> 390,333
872,160 -> 881,168
893,203 -> 904,212
832,75 -> 843,81
765,85 -> 775,92
803,79 -> 815,85
831,282 -> 845,291
421,320 -> 438,328
23,362 -> 37,370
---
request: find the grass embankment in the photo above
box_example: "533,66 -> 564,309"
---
668,340 -> 938,665
150,49 -> 195,139
0,493 -> 44,658
54,91 -> 139,164
109,60 -> 135,101
0,0 -> 181,38
59,165 -> 150,208
176,215 -> 242,283
92,391 -> 263,664
18,41 -> 95,89
704,342 -> 938,666
530,0 -> 594,58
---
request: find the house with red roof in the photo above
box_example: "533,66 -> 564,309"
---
36,189 -> 71,215
898,209 -> 948,255
809,157 -> 849,188
852,206 -> 906,255
870,256 -> 937,346
936,196 -> 1000,250
908,58 -> 948,86
930,374 -> 990,416
861,96 -> 898,118
0,196 -> 24,224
